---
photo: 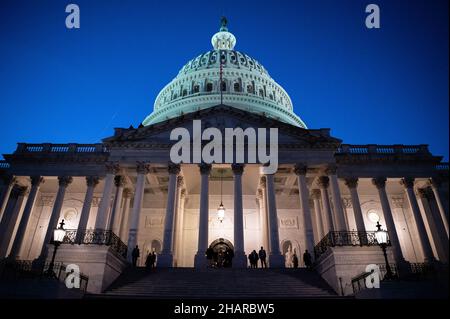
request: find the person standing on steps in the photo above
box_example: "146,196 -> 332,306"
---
132,245 -> 140,267
258,246 -> 267,268
206,247 -> 214,268
292,253 -> 299,268
150,251 -> 157,269
303,249 -> 312,269
145,251 -> 152,269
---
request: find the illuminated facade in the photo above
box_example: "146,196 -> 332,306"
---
0,20 -> 448,295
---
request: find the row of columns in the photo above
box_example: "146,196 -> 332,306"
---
0,163 -> 448,269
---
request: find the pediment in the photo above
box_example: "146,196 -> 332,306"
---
103,105 -> 341,150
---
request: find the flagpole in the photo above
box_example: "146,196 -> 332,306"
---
220,54 -> 223,105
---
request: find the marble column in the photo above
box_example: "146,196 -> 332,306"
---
9,176 -> 44,259
127,162 -> 150,262
0,186 -> 28,258
326,165 -> 347,231
174,184 -> 186,266
372,177 -> 406,266
108,175 -> 125,233
294,164 -> 315,258
95,162 -> 120,230
428,178 -> 449,237
257,187 -> 269,251
400,178 -> 436,262
311,189 -> 324,241
194,163 -> 211,268
232,164 -> 247,268
39,176 -> 72,258
159,163 -> 181,267
265,173 -> 284,268
0,176 -> 16,224
317,176 -> 334,233
119,188 -> 132,241
416,188 -> 448,262
76,176 -> 99,243
344,177 -> 366,235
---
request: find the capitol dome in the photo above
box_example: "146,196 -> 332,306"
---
142,18 -> 307,128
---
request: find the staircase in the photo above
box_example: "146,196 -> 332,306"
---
92,268 -> 340,299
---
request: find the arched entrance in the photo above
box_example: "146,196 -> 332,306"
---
209,238 -> 234,268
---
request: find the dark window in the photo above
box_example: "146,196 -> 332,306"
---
182,89 -> 187,97
193,85 -> 200,93
221,81 -> 226,91
259,89 -> 264,97
247,85 -> 253,94
234,82 -> 241,92
206,83 -> 213,92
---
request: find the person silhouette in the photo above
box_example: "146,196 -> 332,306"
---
131,245 -> 140,267
303,249 -> 312,269
285,245 -> 293,268
258,246 -> 267,268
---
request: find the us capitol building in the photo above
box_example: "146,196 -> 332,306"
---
0,19 -> 448,296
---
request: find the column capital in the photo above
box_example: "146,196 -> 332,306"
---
105,161 -> 121,174
294,163 -> 307,176
177,176 -> 184,188
259,176 -> 267,189
86,176 -> 100,187
30,176 -> 45,187
317,176 -> 330,189
198,163 -> 212,175
372,177 -> 386,189
427,177 -> 442,188
344,177 -> 358,189
325,164 -> 337,175
231,163 -> 245,175
1,175 -> 16,187
114,175 -> 126,187
18,186 -> 29,197
400,177 -> 415,189
136,162 -> 151,174
311,189 -> 321,199
58,176 -> 73,187
168,162 -> 181,175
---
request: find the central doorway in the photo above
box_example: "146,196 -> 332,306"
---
209,238 -> 234,268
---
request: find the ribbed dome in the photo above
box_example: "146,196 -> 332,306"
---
142,19 -> 307,128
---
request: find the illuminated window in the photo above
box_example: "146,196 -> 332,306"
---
368,210 -> 380,223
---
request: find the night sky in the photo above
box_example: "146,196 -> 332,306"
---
0,0 -> 448,160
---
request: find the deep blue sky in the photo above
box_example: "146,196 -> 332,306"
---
0,0 -> 448,161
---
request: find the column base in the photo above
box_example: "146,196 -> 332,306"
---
232,251 -> 247,268
157,253 -> 173,268
194,252 -> 207,268
268,253 -> 285,268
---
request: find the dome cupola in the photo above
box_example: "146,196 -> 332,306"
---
143,18 -> 307,128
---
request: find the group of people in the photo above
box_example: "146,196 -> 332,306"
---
248,247 -> 267,268
206,246 -> 234,268
131,245 -> 157,269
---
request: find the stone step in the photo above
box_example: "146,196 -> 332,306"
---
91,267 -> 339,298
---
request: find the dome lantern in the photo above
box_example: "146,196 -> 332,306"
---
211,16 -> 236,50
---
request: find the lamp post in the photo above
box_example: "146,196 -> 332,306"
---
375,221 -> 394,280
217,169 -> 225,223
46,219 -> 66,277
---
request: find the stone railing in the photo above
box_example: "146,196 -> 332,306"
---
435,162 -> 449,171
15,143 -> 108,154
61,229 -> 127,259
336,144 -> 430,156
0,161 -> 10,169
314,231 -> 390,260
